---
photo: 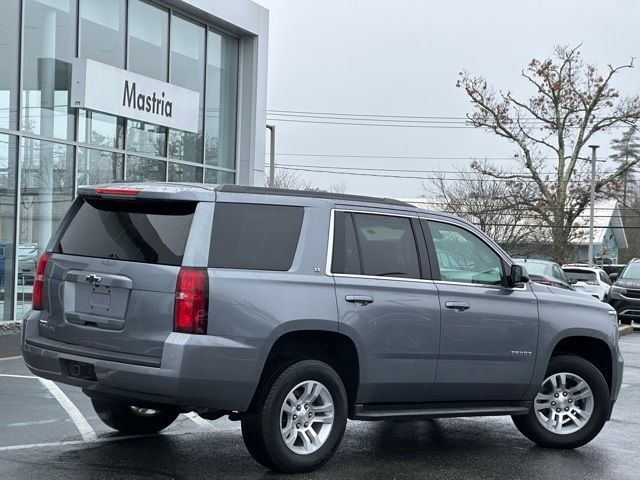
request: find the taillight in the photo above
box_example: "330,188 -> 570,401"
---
32,252 -> 50,311
173,268 -> 208,334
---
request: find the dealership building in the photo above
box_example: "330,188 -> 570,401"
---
0,0 -> 269,321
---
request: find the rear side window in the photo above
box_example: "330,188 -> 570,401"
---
350,213 -> 421,279
57,198 -> 195,266
331,212 -> 361,275
210,203 -> 304,271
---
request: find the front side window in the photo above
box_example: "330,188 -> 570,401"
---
427,221 -> 504,286
600,271 -> 612,285
553,265 -> 569,283
350,213 -> 421,279
210,203 -> 304,271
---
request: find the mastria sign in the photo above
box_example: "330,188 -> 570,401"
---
71,58 -> 200,133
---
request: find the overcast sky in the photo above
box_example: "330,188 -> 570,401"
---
253,0 -> 640,198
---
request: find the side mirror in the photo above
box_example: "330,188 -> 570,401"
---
509,264 -> 529,287
569,278 -> 578,285
609,273 -> 619,282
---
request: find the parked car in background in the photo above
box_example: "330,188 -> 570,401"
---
17,243 -> 39,283
603,264 -> 626,278
512,258 -> 575,291
608,259 -> 640,326
562,265 -> 612,301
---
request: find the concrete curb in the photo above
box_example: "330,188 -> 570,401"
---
619,325 -> 634,337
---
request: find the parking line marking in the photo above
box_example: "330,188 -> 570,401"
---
0,440 -> 86,452
0,430 -> 188,452
184,412 -> 216,429
0,373 -> 36,379
0,355 -> 22,362
38,378 -> 98,442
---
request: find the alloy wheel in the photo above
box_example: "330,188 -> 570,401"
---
279,380 -> 335,455
534,372 -> 594,435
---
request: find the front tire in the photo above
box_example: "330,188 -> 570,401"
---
512,355 -> 610,449
241,360 -> 348,473
91,399 -> 179,435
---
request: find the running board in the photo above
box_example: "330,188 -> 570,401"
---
353,403 -> 530,421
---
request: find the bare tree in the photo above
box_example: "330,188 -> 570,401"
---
329,181 -> 347,194
267,168 -> 312,190
426,167 -> 545,253
457,45 -> 640,263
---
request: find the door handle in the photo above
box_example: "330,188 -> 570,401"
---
345,295 -> 374,306
445,301 -> 470,312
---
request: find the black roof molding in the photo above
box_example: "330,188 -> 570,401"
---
214,184 -> 413,207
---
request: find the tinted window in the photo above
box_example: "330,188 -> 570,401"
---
331,212 -> 361,275
428,221 -> 503,285
564,269 -> 598,284
621,263 -> 640,280
351,213 -> 420,279
57,199 -> 195,266
210,203 -> 304,271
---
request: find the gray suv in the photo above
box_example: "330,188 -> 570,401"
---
22,183 -> 623,473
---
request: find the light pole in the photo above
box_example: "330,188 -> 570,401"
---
588,145 -> 599,267
266,124 -> 276,187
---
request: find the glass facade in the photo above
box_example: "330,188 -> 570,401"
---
0,0 -> 242,321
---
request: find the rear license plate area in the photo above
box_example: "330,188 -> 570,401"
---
64,282 -> 129,330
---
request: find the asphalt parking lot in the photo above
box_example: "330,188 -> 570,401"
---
1,332 -> 639,480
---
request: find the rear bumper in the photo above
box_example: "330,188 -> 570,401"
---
21,311 -> 272,411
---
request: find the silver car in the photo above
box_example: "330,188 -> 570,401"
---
22,183 -> 623,473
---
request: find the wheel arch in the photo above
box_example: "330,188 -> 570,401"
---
250,330 -> 360,415
549,335 -> 613,393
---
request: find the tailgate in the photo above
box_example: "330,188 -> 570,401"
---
38,197 -> 197,360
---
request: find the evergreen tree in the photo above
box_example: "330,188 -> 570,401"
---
610,126 -> 640,206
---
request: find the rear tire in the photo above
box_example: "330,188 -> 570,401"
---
241,360 -> 348,473
512,355 -> 610,449
91,399 -> 179,435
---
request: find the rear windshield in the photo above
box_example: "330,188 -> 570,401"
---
210,203 -> 304,271
56,198 -> 195,266
516,261 -> 548,276
564,269 -> 597,283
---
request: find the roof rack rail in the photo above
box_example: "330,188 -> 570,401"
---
214,184 -> 414,207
